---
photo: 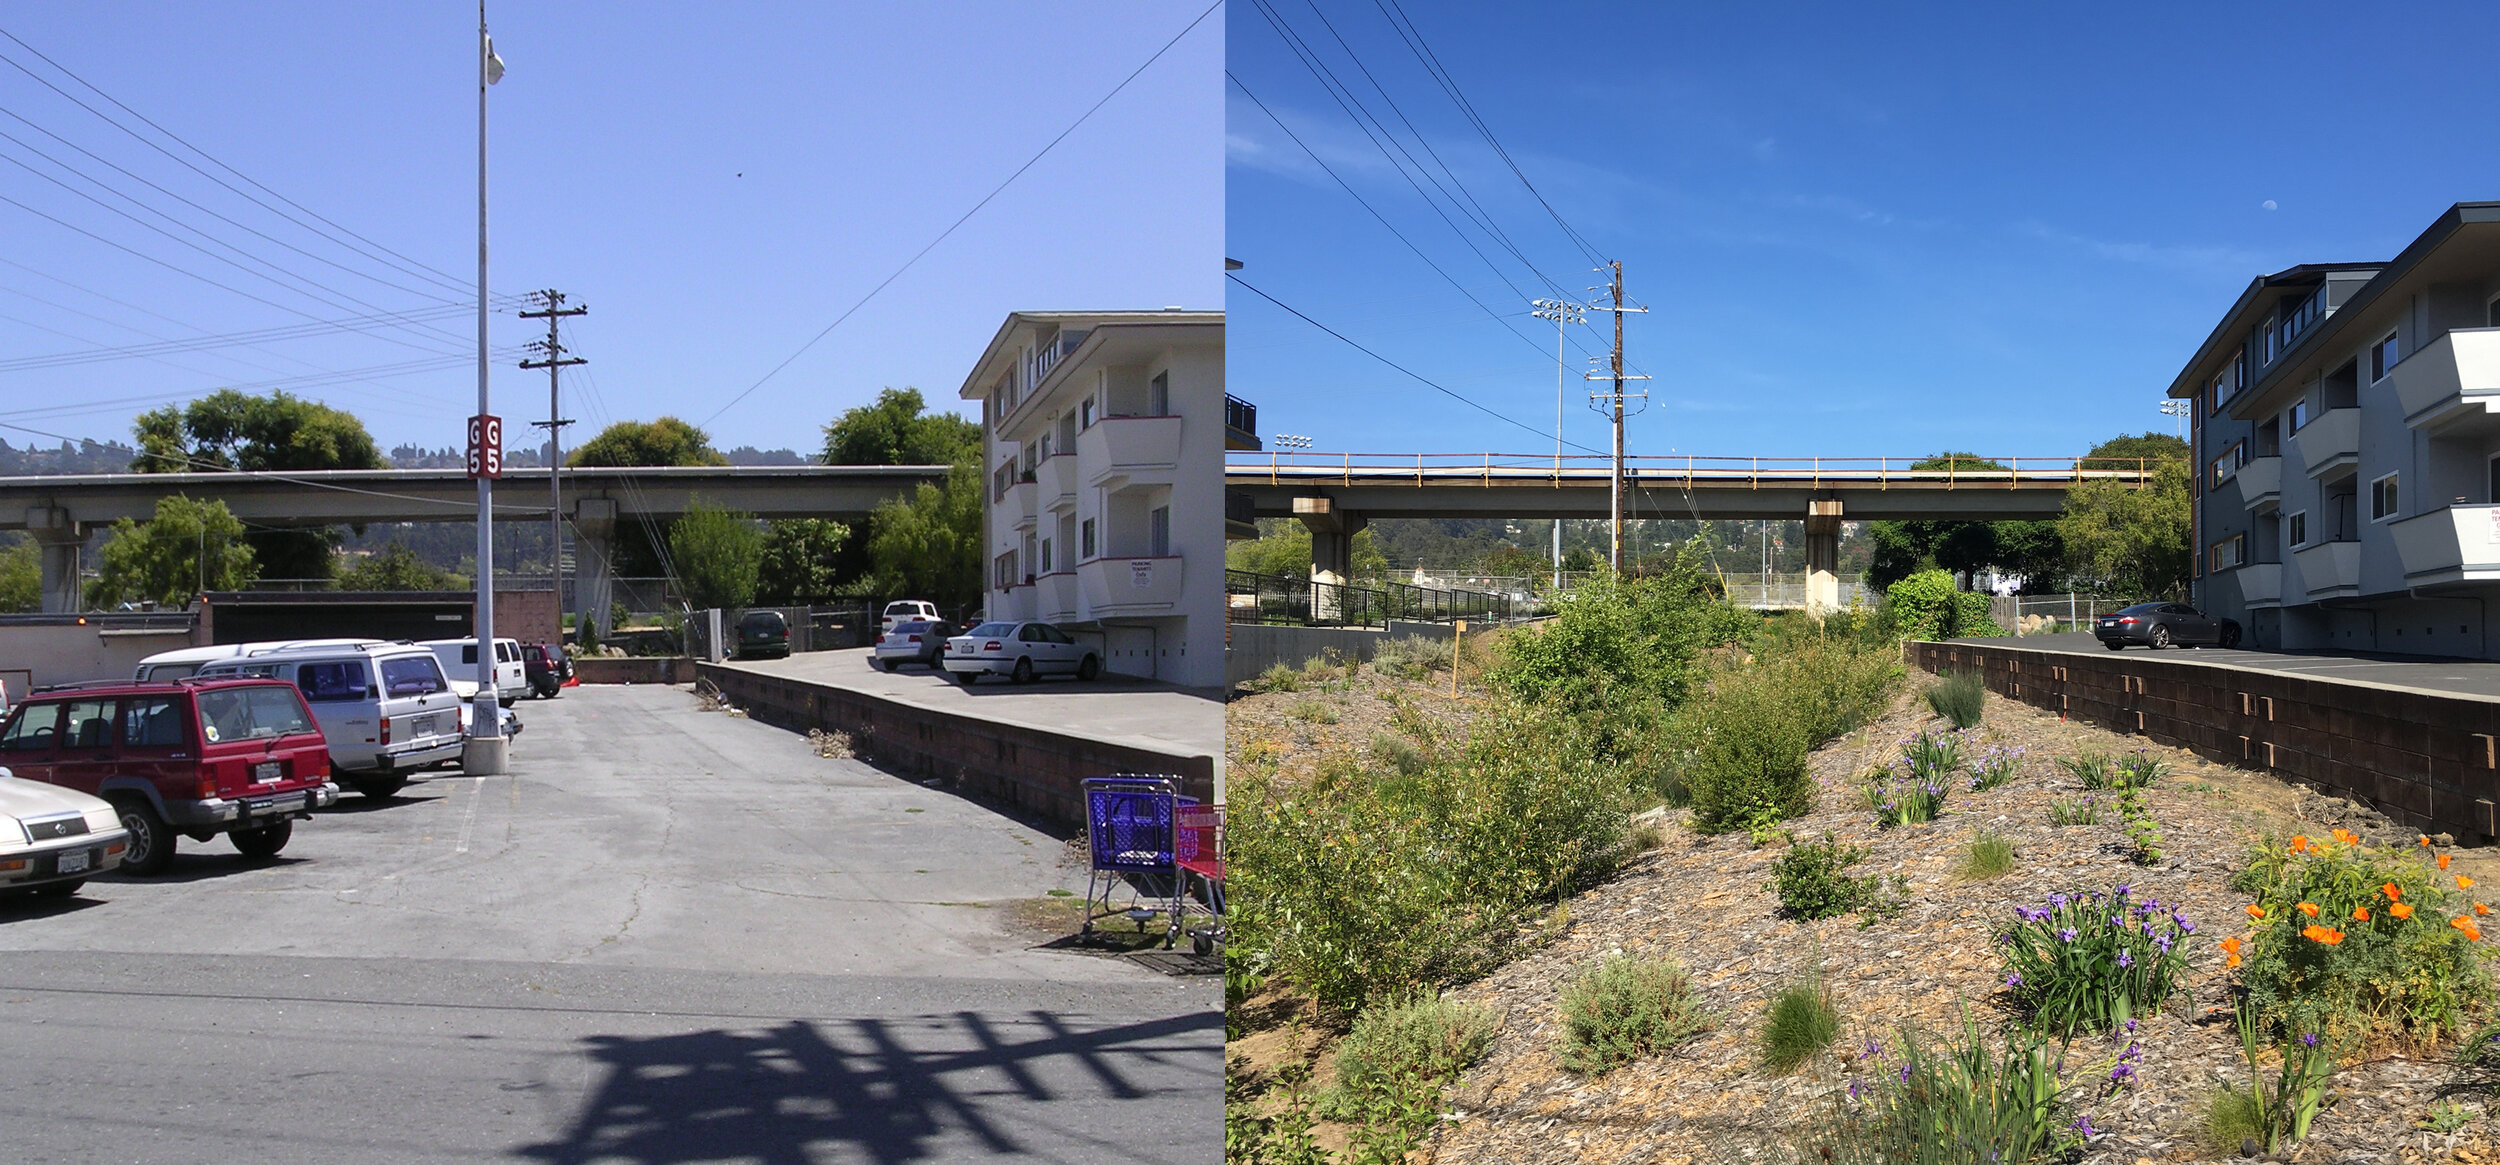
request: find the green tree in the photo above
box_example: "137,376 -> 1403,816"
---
2060,433 -> 2192,600
666,499 -> 765,610
1864,453 -> 2062,591
755,519 -> 850,604
821,388 -> 980,465
1222,520 -> 1388,582
567,417 -> 729,468
864,460 -> 982,611
131,390 -> 386,581
88,495 -> 258,607
0,536 -> 37,612
336,543 -> 461,591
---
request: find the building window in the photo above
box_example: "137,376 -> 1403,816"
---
2286,399 -> 2307,432
2372,333 -> 2399,381
2371,472 -> 2400,521
1080,518 -> 1096,560
993,550 -> 1018,591
1039,537 -> 1053,574
1149,371 -> 1170,417
2285,511 -> 2307,548
2209,442 -> 2242,488
2209,534 -> 2244,572
1149,505 -> 1171,557
1080,396 -> 1096,429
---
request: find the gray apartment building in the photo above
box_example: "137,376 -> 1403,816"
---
2174,201 -> 2500,658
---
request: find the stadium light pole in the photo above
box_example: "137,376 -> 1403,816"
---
465,7 -> 509,775
1530,298 -> 1585,589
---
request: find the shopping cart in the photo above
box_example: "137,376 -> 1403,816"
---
1176,802 -> 1224,955
1079,775 -> 1193,949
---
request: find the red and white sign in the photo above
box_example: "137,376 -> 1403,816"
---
466,414 -> 503,479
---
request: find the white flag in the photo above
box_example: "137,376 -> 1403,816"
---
485,35 -> 506,85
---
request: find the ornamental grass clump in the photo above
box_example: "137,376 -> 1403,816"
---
1758,970 -> 1841,1074
1997,884 -> 2195,1037
1967,745 -> 2023,792
1925,669 -> 1986,728
2046,794 -> 2102,826
1773,1015 -> 2076,1165
1555,954 -> 1714,1076
2201,996 -> 2345,1157
2220,830 -> 2492,1044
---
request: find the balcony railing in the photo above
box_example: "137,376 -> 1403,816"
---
2389,504 -> 2500,585
1078,414 -> 1182,488
2236,562 -> 2283,608
2390,327 -> 2500,432
2293,539 -> 2362,598
2233,455 -> 2281,510
2294,408 -> 2360,477
1225,395 -> 1260,452
1080,555 -> 1186,612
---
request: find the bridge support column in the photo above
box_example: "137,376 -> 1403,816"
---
572,498 -> 617,644
1293,496 -> 1364,621
27,506 -> 83,614
1804,499 -> 1843,617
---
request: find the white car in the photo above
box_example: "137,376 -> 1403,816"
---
194,642 -> 467,798
881,600 -> 940,635
942,621 -> 1100,685
0,767 -> 130,898
420,638 -> 529,707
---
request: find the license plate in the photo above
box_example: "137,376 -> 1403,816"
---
57,851 -> 87,875
411,715 -> 438,737
252,761 -> 282,782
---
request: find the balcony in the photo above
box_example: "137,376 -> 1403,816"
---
1226,487 -> 1259,540
988,584 -> 1036,624
1004,477 -> 1038,532
2293,539 -> 2362,599
1036,570 -> 1080,620
2232,455 -> 2281,510
2390,504 -> 2500,586
2235,562 -> 2283,609
1077,415 -> 1182,489
1079,555 -> 1185,614
2390,328 -> 2500,433
1037,453 -> 1078,512
2295,407 -> 2360,477
1226,394 -> 1261,451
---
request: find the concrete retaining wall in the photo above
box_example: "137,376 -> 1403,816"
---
0,617 -> 197,690
1225,619 -> 1478,687
696,662 -> 1213,831
574,657 -> 695,685
1910,641 -> 2500,841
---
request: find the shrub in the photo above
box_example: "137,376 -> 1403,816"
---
2045,795 -> 2102,826
1369,732 -> 1426,778
1967,746 -> 2023,792
1487,561 -> 1752,714
1884,570 -> 2006,641
1680,664 -> 1814,833
1997,884 -> 2196,1037
1959,832 -> 2016,880
2225,831 -> 2492,1044
1286,699 -> 1338,724
2115,786 -> 2163,866
1322,994 -> 1499,1154
1776,1016 -> 2076,1165
1926,670 -> 1986,727
1370,634 -> 1453,679
1759,973 -> 1840,1074
1250,662 -> 1302,693
1555,954 -> 1713,1075
1769,832 -> 1881,921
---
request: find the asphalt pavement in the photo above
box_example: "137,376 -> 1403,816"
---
1955,631 -> 2500,700
0,684 -> 1216,1164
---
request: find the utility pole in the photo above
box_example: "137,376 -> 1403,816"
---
1530,297 -> 1585,590
519,289 -> 586,642
1583,261 -> 1650,571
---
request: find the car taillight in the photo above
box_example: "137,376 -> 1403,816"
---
876,634 -> 886,644
380,715 -> 391,745
907,635 -> 921,644
984,640 -> 1002,651
198,767 -> 221,800
2118,617 -> 2139,624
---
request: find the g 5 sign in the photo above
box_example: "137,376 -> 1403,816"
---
466,414 -> 503,479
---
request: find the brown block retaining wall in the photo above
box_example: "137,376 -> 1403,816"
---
1909,642 -> 2500,841
694,663 -> 1214,831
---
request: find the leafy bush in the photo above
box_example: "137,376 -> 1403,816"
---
1370,634 -> 1453,679
1321,994 -> 1499,1154
1926,670 -> 1986,727
1958,832 -> 2016,880
1369,732 -> 1426,778
2115,786 -> 2163,866
1286,699 -> 1338,724
1680,664 -> 1814,833
1759,973 -> 1840,1074
1774,1016 -> 2076,1165
1884,570 -> 2006,641
2226,831 -> 2492,1044
1229,698 -> 1640,1015
1997,884 -> 2196,1037
1555,954 -> 1713,1075
1769,832 -> 1882,920
1487,561 -> 1752,714
1249,662 -> 1303,694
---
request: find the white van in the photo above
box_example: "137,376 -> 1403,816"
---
192,642 -> 466,798
419,638 -> 528,707
134,640 -> 381,683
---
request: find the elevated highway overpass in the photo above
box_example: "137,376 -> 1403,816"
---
1,464 -> 947,618
1225,451 -> 2169,612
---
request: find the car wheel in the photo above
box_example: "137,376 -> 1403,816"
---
499,697 -> 515,709
1078,654 -> 1101,681
2104,641 -> 2125,651
868,656 -> 885,672
347,774 -> 409,799
30,879 -> 83,898
2147,625 -> 2172,649
115,801 -> 176,876
2219,623 -> 2243,649
951,668 -> 977,686
1011,657 -> 1035,684
232,819 -> 293,860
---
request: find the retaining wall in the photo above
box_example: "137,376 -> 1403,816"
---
1910,641 -> 2500,841
574,656 -> 696,685
1225,619 -> 1490,688
695,663 -> 1214,831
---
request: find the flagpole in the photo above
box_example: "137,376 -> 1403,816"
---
467,1 -> 507,774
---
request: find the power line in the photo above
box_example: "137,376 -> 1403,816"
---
0,302 -> 475,372
697,0 -> 1221,429
1228,270 -> 1601,452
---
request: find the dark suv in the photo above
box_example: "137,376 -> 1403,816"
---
0,678 -> 341,874
521,642 -> 573,699
734,610 -> 790,660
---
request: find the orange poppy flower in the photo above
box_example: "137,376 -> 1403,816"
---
2440,853 -> 2453,870
2302,925 -> 2345,945
2298,901 -> 2321,918
2226,951 -> 2243,968
2333,828 -> 2358,846
2220,936 -> 2243,955
2391,903 -> 2416,919
2353,907 -> 2371,921
2423,835 -> 2435,848
2462,875 -> 2479,890
2455,917 -> 2485,942
2247,904 -> 2267,920
2383,882 -> 2403,901
2290,835 -> 2311,854
2479,903 -> 2492,917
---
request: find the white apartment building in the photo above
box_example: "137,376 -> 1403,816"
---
958,310 -> 1225,689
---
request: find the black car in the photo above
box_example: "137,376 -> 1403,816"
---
734,610 -> 790,660
2095,602 -> 2241,650
520,642 -> 573,698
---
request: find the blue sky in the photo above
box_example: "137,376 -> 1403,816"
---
0,1 -> 1221,457
1226,1 -> 2500,462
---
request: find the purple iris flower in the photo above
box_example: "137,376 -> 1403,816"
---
2176,915 -> 2197,934
2110,1062 -> 2134,1084
2115,883 -> 2131,898
1900,1062 -> 1913,1082
2072,1114 -> 2099,1137
2058,927 -> 2078,943
2005,973 -> 2022,988
2154,934 -> 2173,954
2302,1033 -> 2319,1049
2049,893 -> 2069,909
2116,950 -> 2134,969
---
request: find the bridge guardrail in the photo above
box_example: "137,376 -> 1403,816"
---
1224,452 -> 2173,489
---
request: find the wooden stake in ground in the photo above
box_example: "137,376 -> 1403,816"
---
1452,620 -> 1465,698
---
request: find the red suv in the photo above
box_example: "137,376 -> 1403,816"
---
0,678 -> 340,875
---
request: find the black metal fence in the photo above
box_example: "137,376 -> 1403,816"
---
1225,569 -> 1512,629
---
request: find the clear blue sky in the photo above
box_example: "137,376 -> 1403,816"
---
1226,1 -> 2500,462
0,1 -> 1221,457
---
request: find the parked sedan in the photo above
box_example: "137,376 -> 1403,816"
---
871,618 -> 955,671
0,767 -> 130,897
942,621 -> 1101,684
2095,602 -> 2242,650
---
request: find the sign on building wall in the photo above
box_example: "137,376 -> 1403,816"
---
1132,560 -> 1153,589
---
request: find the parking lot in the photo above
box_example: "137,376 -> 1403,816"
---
1960,630 -> 2500,701
730,647 -> 1224,763
0,684 -> 1217,1164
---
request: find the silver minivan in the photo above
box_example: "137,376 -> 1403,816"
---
193,642 -> 466,798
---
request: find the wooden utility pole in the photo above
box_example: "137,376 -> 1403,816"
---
1584,261 -> 1649,571
518,290 -> 586,642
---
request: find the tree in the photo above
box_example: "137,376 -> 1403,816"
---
131,390 -> 386,580
666,499 -> 765,610
1864,452 -> 2062,592
88,495 -> 258,608
864,460 -> 983,611
1221,521 -> 1387,582
2060,433 -> 2192,601
822,388 -> 980,466
336,543 -> 460,591
0,536 -> 37,612
755,519 -> 851,604
567,417 -> 729,468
